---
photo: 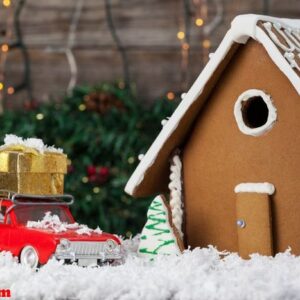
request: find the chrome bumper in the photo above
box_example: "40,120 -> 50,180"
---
55,241 -> 123,263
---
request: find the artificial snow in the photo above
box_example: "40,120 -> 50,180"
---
26,212 -> 102,235
1,134 -> 63,153
1,237 -> 300,300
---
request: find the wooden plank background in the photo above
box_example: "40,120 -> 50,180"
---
0,0 -> 299,107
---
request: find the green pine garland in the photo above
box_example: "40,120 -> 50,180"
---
0,83 -> 178,236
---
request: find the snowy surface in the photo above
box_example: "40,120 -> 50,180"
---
1,236 -> 300,300
27,212 -> 102,235
0,134 -> 63,153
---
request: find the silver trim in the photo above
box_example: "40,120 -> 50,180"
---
0,189 -> 74,205
3,192 -> 74,215
55,241 -> 122,262
12,193 -> 74,206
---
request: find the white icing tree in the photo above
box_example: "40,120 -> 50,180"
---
138,195 -> 182,258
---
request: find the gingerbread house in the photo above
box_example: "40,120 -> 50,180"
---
125,14 -> 300,258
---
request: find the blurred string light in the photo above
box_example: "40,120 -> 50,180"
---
167,0 -> 224,101
82,176 -> 88,183
36,113 -> 44,120
105,0 -> 131,90
93,187 -> 100,194
78,103 -> 86,111
167,92 -> 175,101
7,86 -> 14,95
45,0 -> 84,96
2,0 -> 11,8
177,31 -> 185,40
202,39 -> 211,49
1,44 -> 9,52
179,0 -> 192,92
0,0 -> 33,112
127,156 -> 135,164
195,0 -> 224,63
195,17 -> 204,27
0,0 -> 14,113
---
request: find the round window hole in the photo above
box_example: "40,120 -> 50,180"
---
234,89 -> 277,136
241,96 -> 269,128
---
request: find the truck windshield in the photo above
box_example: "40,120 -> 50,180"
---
14,205 -> 73,225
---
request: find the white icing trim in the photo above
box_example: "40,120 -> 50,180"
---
234,183 -> 275,195
284,29 -> 300,51
125,30 -> 236,195
233,89 -> 277,136
168,154 -> 183,238
138,154 -> 144,161
125,14 -> 300,196
263,22 -> 295,52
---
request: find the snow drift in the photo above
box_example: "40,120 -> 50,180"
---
0,237 -> 300,300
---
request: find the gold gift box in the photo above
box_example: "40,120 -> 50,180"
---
0,146 -> 67,195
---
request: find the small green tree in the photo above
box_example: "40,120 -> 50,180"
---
139,195 -> 182,258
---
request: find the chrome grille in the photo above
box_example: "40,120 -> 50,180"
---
70,241 -> 105,256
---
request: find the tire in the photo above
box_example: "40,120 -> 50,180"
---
20,246 -> 39,269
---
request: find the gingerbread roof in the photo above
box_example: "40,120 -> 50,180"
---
125,14 -> 300,197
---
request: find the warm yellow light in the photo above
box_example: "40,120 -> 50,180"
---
82,176 -> 88,183
195,18 -> 204,27
78,103 -> 86,111
36,113 -> 44,120
7,86 -> 14,95
177,31 -> 185,40
1,44 -> 9,52
0,83 -> 4,91
167,92 -> 175,101
127,157 -> 135,164
118,81 -> 125,89
182,42 -> 190,50
93,187 -> 100,194
3,0 -> 11,7
202,39 -> 211,49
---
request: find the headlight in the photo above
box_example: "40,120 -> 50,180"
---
105,239 -> 117,252
58,239 -> 71,251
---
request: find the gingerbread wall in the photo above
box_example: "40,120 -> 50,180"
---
183,39 -> 300,254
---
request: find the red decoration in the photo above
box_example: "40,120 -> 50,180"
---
86,165 -> 110,184
87,165 -> 97,176
98,166 -> 110,184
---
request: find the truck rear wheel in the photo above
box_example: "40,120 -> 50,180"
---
20,246 -> 39,269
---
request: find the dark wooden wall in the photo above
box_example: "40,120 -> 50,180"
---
0,0 -> 299,107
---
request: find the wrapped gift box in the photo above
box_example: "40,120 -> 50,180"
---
0,147 -> 67,195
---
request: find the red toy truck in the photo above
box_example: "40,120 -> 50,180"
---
0,191 -> 122,268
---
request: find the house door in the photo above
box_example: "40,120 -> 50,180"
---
235,183 -> 274,258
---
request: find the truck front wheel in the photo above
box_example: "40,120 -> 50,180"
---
20,246 -> 39,269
